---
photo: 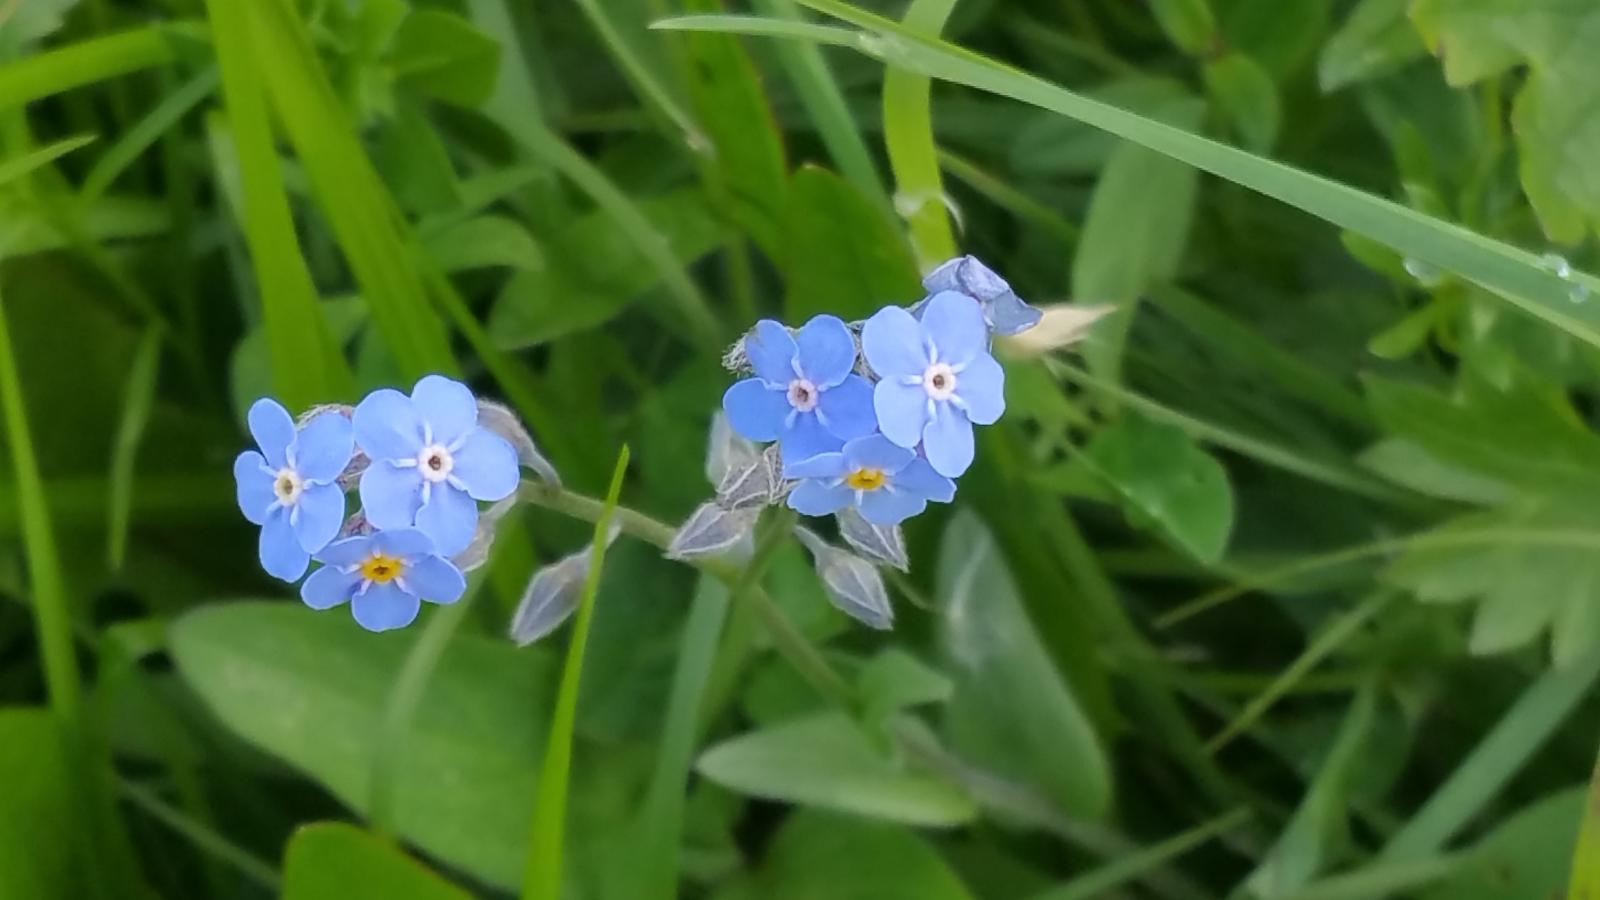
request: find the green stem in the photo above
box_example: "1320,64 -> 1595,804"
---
701,507 -> 800,724
118,778 -> 282,893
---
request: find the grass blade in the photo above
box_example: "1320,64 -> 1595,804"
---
78,66 -> 218,204
1030,808 -> 1251,900
0,25 -> 176,112
881,0 -> 957,268
0,135 -> 97,189
520,447 -> 630,900
1277,856 -> 1461,900
1570,745 -> 1600,900
106,325 -> 160,569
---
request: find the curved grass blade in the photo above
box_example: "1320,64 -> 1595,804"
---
79,66 -> 218,204
107,325 -> 161,569
1029,808 -> 1250,900
0,135 -> 97,189
0,25 -> 176,112
882,0 -> 956,268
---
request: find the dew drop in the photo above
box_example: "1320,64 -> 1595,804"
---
1540,252 -> 1574,279
1403,257 -> 1444,287
1570,283 -> 1591,305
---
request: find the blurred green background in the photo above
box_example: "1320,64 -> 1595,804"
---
1,0 -> 1598,898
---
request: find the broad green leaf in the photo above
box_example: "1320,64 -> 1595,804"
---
1219,0 -> 1330,79
1418,789 -> 1585,900
390,9 -> 501,109
859,648 -> 952,728
0,0 -> 77,57
1357,438 -> 1512,505
733,811 -> 976,900
1412,0 -> 1600,242
696,711 -> 979,827
0,709 -> 84,899
170,603 -> 556,890
1085,414 -> 1235,564
936,511 -> 1112,819
781,165 -> 921,321
1318,0 -> 1426,91
1148,0 -> 1217,55
419,215 -> 543,273
1204,53 -> 1279,152
282,822 -> 470,900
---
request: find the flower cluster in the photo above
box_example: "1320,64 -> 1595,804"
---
721,255 -> 1032,526
232,375 -> 522,631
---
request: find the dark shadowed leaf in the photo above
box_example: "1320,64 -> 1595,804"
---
781,165 -> 921,322
1086,413 -> 1235,564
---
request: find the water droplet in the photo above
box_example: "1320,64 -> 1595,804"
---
1569,283 -> 1591,304
856,33 -> 887,58
1540,252 -> 1574,280
1403,257 -> 1444,287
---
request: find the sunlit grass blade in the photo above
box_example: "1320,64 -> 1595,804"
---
78,66 -> 218,204
1381,651 -> 1600,861
0,135 -> 97,189
0,25 -> 177,112
881,0 -> 956,268
520,447 -> 630,900
1031,808 -> 1250,900
1570,746 -> 1600,900
107,325 -> 160,569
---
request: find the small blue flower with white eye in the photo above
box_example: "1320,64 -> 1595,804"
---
920,254 -> 1042,336
300,528 -> 466,632
233,399 -> 354,582
354,375 -> 520,557
785,434 -> 955,524
862,291 -> 1005,478
722,315 -> 877,468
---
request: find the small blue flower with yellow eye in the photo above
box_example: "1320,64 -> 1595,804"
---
233,399 -> 354,581
785,434 -> 955,524
862,291 -> 1005,478
722,315 -> 877,468
300,528 -> 466,632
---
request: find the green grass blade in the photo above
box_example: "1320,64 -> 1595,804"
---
881,0 -> 957,269
676,1 -> 1600,349
117,778 -> 282,893
0,25 -> 176,112
652,13 -> 861,47
1570,745 -> 1600,900
1276,856 -> 1461,900
521,447 -> 630,900
1030,808 -> 1250,900
573,0 -> 699,142
205,0 -> 355,409
937,148 -> 1079,245
1382,651 -> 1600,861
79,66 -> 218,204
0,135 -> 97,189
106,325 -> 160,570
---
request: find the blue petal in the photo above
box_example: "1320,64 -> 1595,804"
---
373,528 -> 437,559
920,291 -> 988,366
352,582 -> 421,632
872,378 -> 929,449
359,460 -> 423,531
405,555 -> 466,604
794,314 -> 856,388
723,379 -> 789,443
861,305 -> 928,378
353,388 -> 424,462
922,403 -> 975,478
843,434 -> 915,473
234,451 -> 275,525
986,291 -> 1043,336
787,480 -> 853,517
292,483 -> 346,554
859,487 -> 927,525
259,508 -> 309,582
415,484 -> 478,556
247,398 -> 296,469
780,412 -> 844,469
817,374 -> 876,442
412,374 -> 479,446
301,564 -> 359,610
451,428 -> 519,501
784,451 -> 847,480
316,535 -> 373,566
293,411 -> 355,483
893,458 -> 955,503
920,257 -> 964,295
956,353 -> 1005,425
745,320 -> 798,384
924,255 -> 1009,301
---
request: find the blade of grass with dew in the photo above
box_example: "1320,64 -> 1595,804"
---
0,24 -> 177,113
0,135 -> 96,189
205,0 -> 354,409
1030,807 -> 1250,900
520,447 -> 630,900
78,66 -> 218,204
1206,594 -> 1388,753
752,0 -> 888,209
244,0 -> 457,380
882,0 -> 956,269
1381,650 -> 1600,861
107,324 -> 160,569
660,1 -> 1600,349
1569,745 -> 1600,900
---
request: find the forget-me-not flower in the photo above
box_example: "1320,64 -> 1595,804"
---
354,375 -> 520,557
785,434 -> 955,524
722,315 -> 876,467
233,399 -> 354,582
300,528 -> 466,632
920,254 -> 1043,336
863,291 -> 1005,478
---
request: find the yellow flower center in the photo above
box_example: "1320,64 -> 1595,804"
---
845,467 -> 887,491
360,553 -> 405,584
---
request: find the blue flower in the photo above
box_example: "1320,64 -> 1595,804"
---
862,292 -> 1005,478
785,434 -> 955,524
233,399 -> 355,582
300,528 -> 466,632
921,255 -> 1042,336
722,315 -> 876,468
354,375 -> 520,557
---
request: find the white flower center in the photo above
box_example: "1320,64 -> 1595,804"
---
787,378 -> 819,413
923,362 -> 958,401
272,467 -> 304,505
417,444 -> 455,483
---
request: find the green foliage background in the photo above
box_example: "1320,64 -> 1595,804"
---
0,0 -> 1598,898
